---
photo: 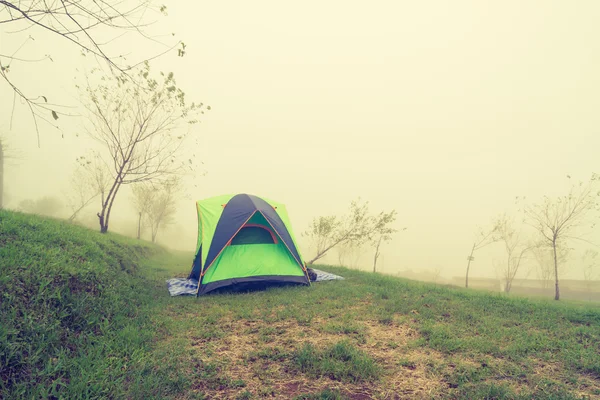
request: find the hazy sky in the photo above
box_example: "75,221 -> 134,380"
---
2,1 -> 600,280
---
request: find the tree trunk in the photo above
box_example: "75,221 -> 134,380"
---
553,239 -> 560,300
97,158 -> 127,233
98,212 -> 107,233
137,211 -> 142,239
97,179 -> 122,234
465,243 -> 475,288
102,181 -> 121,233
98,187 -> 114,233
98,202 -> 110,233
98,207 -> 109,233
308,236 -> 353,265
373,237 -> 382,273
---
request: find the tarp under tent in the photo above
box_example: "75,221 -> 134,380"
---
187,193 -> 311,295
167,268 -> 344,297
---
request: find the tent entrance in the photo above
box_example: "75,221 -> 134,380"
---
200,212 -> 304,290
231,226 -> 277,246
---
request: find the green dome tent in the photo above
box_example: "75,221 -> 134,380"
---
188,194 -> 311,295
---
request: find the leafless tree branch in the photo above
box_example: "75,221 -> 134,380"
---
521,179 -> 598,300
80,64 -> 207,233
1,0 -> 182,142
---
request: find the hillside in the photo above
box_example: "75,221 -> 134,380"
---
1,210 -> 600,399
0,210 -> 186,399
158,269 -> 600,399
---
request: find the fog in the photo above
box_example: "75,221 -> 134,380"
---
2,1 -> 600,286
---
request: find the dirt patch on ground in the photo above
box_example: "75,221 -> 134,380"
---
185,317 -> 450,399
183,317 -> 600,399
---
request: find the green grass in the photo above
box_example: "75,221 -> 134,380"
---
2,209 -> 600,399
293,340 -> 380,382
0,210 -> 190,399
155,263 -> 600,398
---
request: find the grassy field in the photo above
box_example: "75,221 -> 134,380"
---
2,210 -> 600,399
0,210 -> 187,399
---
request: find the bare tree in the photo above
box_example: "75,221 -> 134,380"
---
306,215 -> 340,264
131,182 -> 154,239
349,246 -> 363,269
523,180 -> 598,300
373,226 -> 406,273
465,220 -> 500,288
146,177 -> 179,243
337,241 -> 349,267
0,134 -> 22,209
495,215 -> 532,293
372,235 -> 386,273
337,241 -> 362,268
303,198 -> 397,265
531,244 -> 570,289
131,177 -> 179,242
81,63 -> 206,233
65,153 -> 107,222
1,0 -> 184,140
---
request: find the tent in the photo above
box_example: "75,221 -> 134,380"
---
188,193 -> 311,295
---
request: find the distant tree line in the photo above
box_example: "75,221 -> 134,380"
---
465,176 -> 599,301
303,198 -> 404,272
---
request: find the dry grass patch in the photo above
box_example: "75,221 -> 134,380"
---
574,374 -> 600,399
362,320 -> 418,348
180,312 -> 600,399
183,316 -> 456,399
529,358 -> 600,399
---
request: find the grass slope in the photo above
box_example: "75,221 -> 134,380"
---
2,210 -> 600,399
158,264 -> 600,399
0,210 -> 188,399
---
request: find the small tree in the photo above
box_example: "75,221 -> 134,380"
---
336,241 -> 362,268
0,135 -> 22,209
131,177 -> 180,242
337,241 -> 349,266
131,182 -> 154,239
303,199 -> 397,265
495,215 -> 532,293
146,178 -> 180,243
306,215 -> 340,264
372,235 -> 388,273
465,220 -> 500,288
373,226 -> 405,273
531,244 -> 570,289
523,180 -> 597,300
81,63 -> 207,233
65,154 -> 108,222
